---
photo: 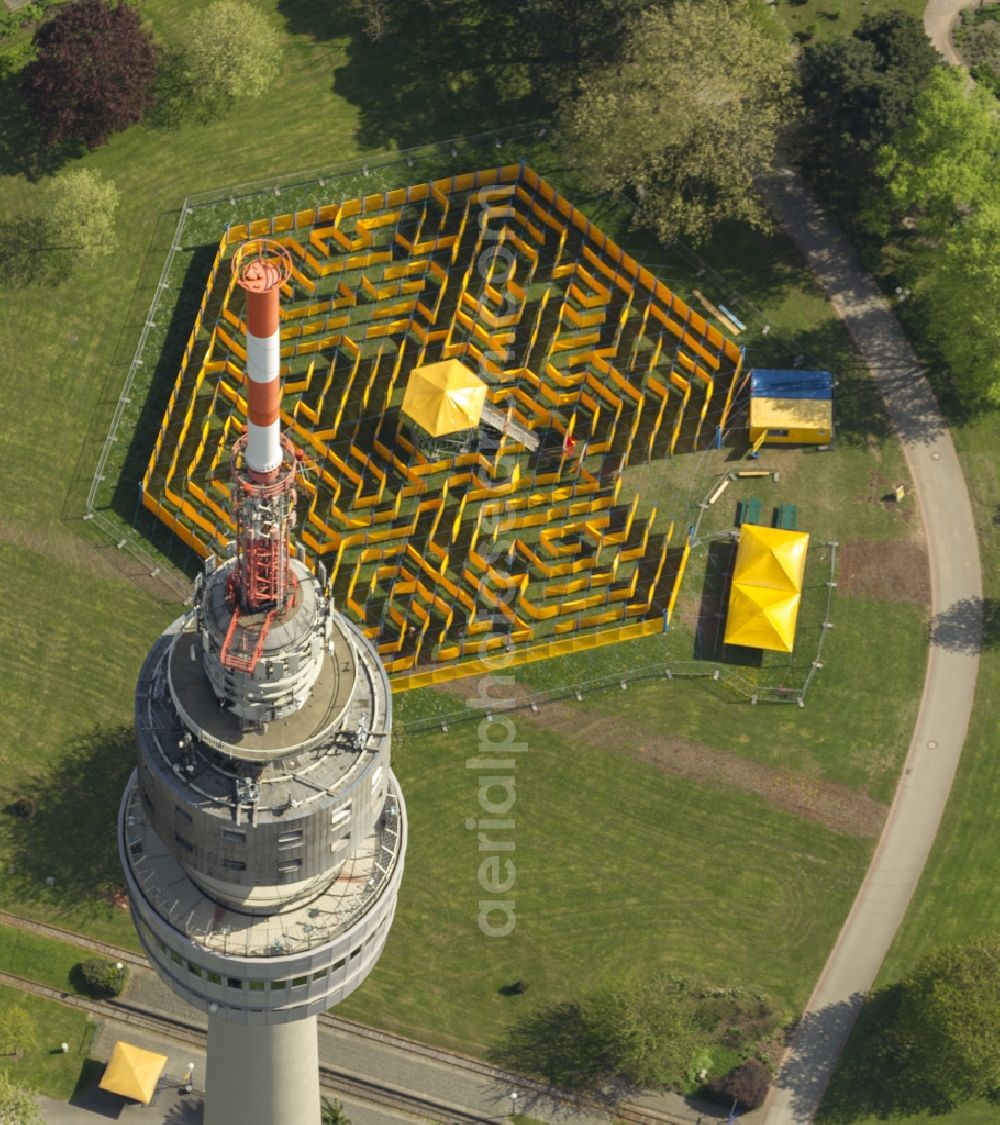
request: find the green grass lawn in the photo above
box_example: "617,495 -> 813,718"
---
817,412 -> 1000,1124
340,724 -> 871,1058
0,0 -> 934,1090
774,0 -> 925,43
0,984 -> 95,1100
0,924 -> 94,994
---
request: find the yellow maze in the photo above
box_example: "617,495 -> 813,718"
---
143,164 -> 744,689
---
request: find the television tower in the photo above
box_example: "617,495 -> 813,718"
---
118,240 -> 407,1125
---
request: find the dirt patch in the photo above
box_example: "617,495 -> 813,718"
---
438,677 -> 887,839
838,538 -> 930,606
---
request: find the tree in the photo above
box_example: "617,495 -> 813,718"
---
583,976 -> 707,1088
42,169 -> 120,261
893,936 -> 1000,1104
798,11 -> 939,195
560,0 -> 797,243
184,1 -> 282,104
922,204 -> 998,407
496,974 -> 709,1090
876,67 -> 1000,235
0,1006 -> 36,1057
708,1058 -> 771,1110
21,0 -> 158,150
0,1073 -> 41,1125
320,1097 -> 351,1125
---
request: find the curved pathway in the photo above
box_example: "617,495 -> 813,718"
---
760,171 -> 983,1123
924,0 -> 973,64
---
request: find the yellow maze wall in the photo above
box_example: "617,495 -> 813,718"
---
142,164 -> 742,690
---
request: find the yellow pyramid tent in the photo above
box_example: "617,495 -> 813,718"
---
401,360 -> 487,438
725,583 -> 802,652
731,523 -> 808,591
724,525 -> 810,653
99,1041 -> 168,1105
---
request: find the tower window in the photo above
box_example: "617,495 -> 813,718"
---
277,859 -> 302,874
227,977 -> 242,989
173,833 -> 193,853
277,829 -> 303,848
174,806 -> 193,824
222,829 -> 246,844
223,859 -> 246,872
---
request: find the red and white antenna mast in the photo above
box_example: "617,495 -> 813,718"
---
220,239 -> 297,673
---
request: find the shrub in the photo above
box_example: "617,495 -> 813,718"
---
708,1058 -> 771,1111
9,796 -> 36,819
77,958 -> 128,997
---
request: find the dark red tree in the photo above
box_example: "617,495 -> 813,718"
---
21,0 -> 158,150
708,1058 -> 772,1111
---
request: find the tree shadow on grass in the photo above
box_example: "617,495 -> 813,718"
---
814,987 -> 964,1122
488,999 -> 620,1098
278,0 -> 543,150
0,50 -> 81,180
0,218 -> 72,287
4,724 -> 134,918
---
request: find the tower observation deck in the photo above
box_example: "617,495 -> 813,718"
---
117,240 -> 407,1125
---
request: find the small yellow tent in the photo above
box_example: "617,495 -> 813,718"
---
724,524 -> 809,653
401,360 -> 487,437
99,1041 -> 168,1105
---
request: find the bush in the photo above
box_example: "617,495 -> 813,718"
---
708,1058 -> 771,1111
8,796 -> 36,819
77,958 -> 128,998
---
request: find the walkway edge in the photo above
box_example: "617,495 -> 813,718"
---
760,171 -> 983,1123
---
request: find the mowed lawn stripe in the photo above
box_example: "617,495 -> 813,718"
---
340,726 -> 869,1056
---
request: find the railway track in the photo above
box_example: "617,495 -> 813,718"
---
0,911 -> 696,1124
0,968 -> 483,1122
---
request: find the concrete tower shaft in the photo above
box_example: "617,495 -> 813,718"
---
118,238 -> 407,1125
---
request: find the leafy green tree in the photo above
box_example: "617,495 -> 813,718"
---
184,1 -> 282,104
21,0 -> 158,150
0,1006 -> 36,1057
798,11 -> 938,196
560,0 -> 797,243
43,169 -> 120,261
0,1073 -> 41,1125
496,974 -> 708,1090
922,202 -> 1000,404
893,936 -> 1000,1103
877,67 -> 1000,234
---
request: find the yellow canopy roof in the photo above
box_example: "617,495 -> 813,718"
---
750,396 -> 832,432
99,1041 -> 168,1105
401,360 -> 487,437
725,584 -> 802,652
732,523 -> 808,592
724,525 -> 810,653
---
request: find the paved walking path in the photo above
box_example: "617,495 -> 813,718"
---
760,172 -> 983,1123
924,0 -> 973,64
